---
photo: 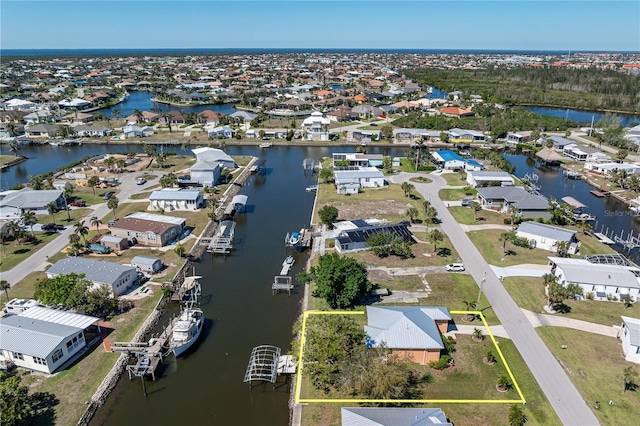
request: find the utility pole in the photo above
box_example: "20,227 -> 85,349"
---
477,271 -> 487,309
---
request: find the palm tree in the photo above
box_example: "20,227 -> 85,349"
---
111,108 -> 121,123
0,280 -> 10,301
428,229 -> 444,252
88,175 -> 100,195
74,220 -> 89,246
104,156 -> 116,172
400,182 -> 414,198
174,242 -> 186,258
508,404 -> 528,426
463,300 -> 478,321
406,206 -> 419,223
47,202 -> 57,224
21,210 -> 37,237
553,240 -> 570,257
90,216 -> 102,234
116,158 -> 127,173
107,195 -> 119,220
63,187 -> 73,221
472,201 -> 482,222
133,108 -> 144,124
499,230 -> 516,253
68,233 -> 81,256
5,221 -> 19,242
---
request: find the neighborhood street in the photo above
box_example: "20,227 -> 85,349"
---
393,172 -> 600,426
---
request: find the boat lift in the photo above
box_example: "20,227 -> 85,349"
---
243,345 -> 296,389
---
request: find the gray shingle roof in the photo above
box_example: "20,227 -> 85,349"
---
47,257 -> 135,287
476,186 -> 549,210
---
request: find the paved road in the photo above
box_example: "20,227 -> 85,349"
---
1,172 -> 163,286
393,172 -> 599,426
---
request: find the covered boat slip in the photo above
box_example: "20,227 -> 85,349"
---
224,194 -> 249,216
200,220 -> 236,254
243,345 -> 296,389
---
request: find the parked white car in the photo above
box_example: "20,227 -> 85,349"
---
445,263 -> 465,272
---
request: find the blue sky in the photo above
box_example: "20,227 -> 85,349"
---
1,1 -> 639,51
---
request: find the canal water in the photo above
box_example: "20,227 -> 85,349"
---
522,106 -> 640,127
98,90 -> 237,119
505,153 -> 640,263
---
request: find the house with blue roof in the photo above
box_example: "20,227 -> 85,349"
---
431,150 -> 483,171
365,306 -> 450,365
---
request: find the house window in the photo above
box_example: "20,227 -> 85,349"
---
33,357 -> 47,366
341,244 -> 348,251
147,232 -> 156,241
52,349 -> 63,363
135,232 -> 143,238
13,352 -> 24,360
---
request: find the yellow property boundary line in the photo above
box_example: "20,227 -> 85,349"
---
295,310 -> 526,404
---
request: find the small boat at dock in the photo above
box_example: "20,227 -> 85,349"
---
563,170 -> 581,179
280,256 -> 295,275
288,232 -> 300,245
305,185 -> 318,192
259,142 -> 272,148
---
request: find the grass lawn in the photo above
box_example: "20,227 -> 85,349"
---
0,154 -> 21,166
299,337 -> 559,426
314,181 -> 429,225
576,232 -> 619,256
449,206 -> 507,225
347,237 -> 461,268
502,276 -> 637,326
467,229 -> 553,266
0,232 -> 61,271
537,327 -> 639,426
439,187 -> 476,201
368,273 -> 425,292
147,155 -> 195,173
442,172 -> 467,186
25,292 -> 163,426
1,271 -> 47,306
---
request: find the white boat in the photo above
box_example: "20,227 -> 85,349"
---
171,304 -> 204,357
288,232 -> 300,245
305,185 -> 318,192
259,142 -> 272,148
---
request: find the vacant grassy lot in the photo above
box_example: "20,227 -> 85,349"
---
467,229 -> 553,266
148,155 -> 196,173
502,276 -> 636,326
314,181 -> 428,224
537,327 -> 639,426
1,271 -> 47,305
450,206 -> 507,225
0,232 -> 60,271
0,154 -> 21,166
440,187 -> 476,201
347,235 -> 461,268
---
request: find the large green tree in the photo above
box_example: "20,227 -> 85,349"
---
318,205 -> 339,228
308,253 -> 372,309
1,371 -> 58,426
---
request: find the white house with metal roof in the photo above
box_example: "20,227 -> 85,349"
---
620,316 -> 640,364
46,257 -> 137,296
333,167 -> 385,195
0,188 -> 65,219
365,306 -> 450,365
131,255 -> 163,274
584,162 -> 640,177
466,171 -> 514,187
548,257 -> 640,302
341,407 -> 451,426
301,111 -> 331,141
516,222 -> 577,253
149,188 -> 205,211
0,307 -> 98,374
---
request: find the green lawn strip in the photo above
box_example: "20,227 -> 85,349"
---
449,206 -> 506,225
30,292 -> 163,426
368,273 -> 425,292
147,155 -> 195,173
467,229 -> 553,266
537,327 -> 639,426
424,273 -> 499,325
348,236 -> 460,267
102,202 -> 149,222
0,154 -> 21,166
1,271 -> 47,305
440,187 -> 475,201
442,173 -> 467,186
502,276 -> 636,326
0,232 -> 61,272
129,191 -> 152,200
49,207 -> 93,225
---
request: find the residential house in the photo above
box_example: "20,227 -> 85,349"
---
334,221 -> 412,253
159,110 -> 186,126
131,255 -> 163,274
109,212 -> 186,247
448,128 -> 485,143
620,316 -> 640,364
198,110 -> 226,125
149,188 -> 205,211
229,110 -> 257,123
74,125 -> 112,138
122,125 -> 153,139
100,234 -> 129,251
351,130 -> 382,143
441,107 -> 475,118
431,150 -> 483,171
506,131 -> 533,145
207,125 -> 235,139
341,408 -> 451,426
466,171 -> 514,187
326,106 -> 357,122
301,111 -> 331,141
547,136 -> 574,151
351,105 -> 384,119
584,162 -> 640,177
475,186 -> 550,219
563,144 -> 610,162
333,167 -> 385,194
0,188 -> 65,219
332,153 -> 384,168
0,307 -> 99,374
24,110 -> 53,126
516,222 -> 578,253
393,128 -> 440,143
58,98 -> 91,109
365,306 -> 451,365
46,257 -> 138,296
190,160 -> 223,187
25,123 -> 59,138
625,125 -> 640,146
63,111 -> 93,125
52,180 -> 72,191
549,256 -> 640,302
3,98 -> 37,111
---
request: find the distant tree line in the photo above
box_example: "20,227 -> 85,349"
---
405,67 -> 640,114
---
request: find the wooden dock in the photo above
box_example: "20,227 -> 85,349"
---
272,276 -> 293,295
593,232 -> 615,245
590,190 -> 609,197
279,257 -> 294,275
111,322 -> 173,382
